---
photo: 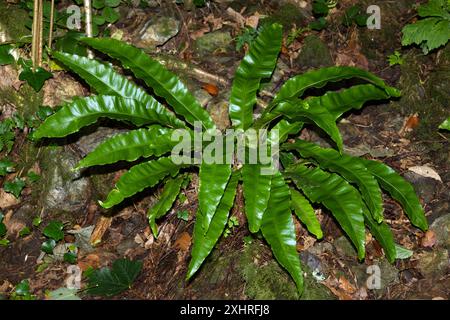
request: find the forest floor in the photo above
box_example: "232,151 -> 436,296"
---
0,0 -> 449,300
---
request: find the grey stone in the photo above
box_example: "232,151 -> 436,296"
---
207,99 -> 230,131
416,249 -> 449,277
430,213 -> 450,249
76,127 -> 126,156
194,31 -> 233,55
194,89 -> 213,107
135,16 -> 180,48
403,172 -> 439,203
334,236 -> 357,258
39,146 -> 91,214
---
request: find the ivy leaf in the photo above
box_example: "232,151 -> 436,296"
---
87,259 -> 143,296
19,67 -> 52,92
15,279 -> 31,296
64,252 -> 77,264
177,210 -> 189,222
41,239 -> 57,254
102,7 -> 120,24
0,212 -> 6,238
439,117 -> 450,130
32,216 -> 42,227
19,227 -> 31,237
0,159 -> 15,176
93,0 -> 105,9
309,17 -> 327,30
0,222 -> 6,237
3,178 -> 26,198
105,0 -> 121,7
43,221 -> 64,241
0,44 -> 14,66
36,106 -> 54,121
27,171 -> 41,183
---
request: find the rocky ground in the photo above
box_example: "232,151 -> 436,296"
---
0,0 -> 448,299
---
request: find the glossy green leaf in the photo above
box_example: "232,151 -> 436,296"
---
260,172 -> 303,294
285,139 -> 384,222
274,100 -> 343,152
102,6 -> 120,23
272,66 -> 400,106
272,120 -> 304,143
76,126 -> 177,169
0,44 -> 14,65
363,207 -> 396,263
19,67 -> 52,92
80,38 -> 215,130
43,221 -> 64,241
360,159 -> 428,231
242,164 -> 272,233
198,163 -> 232,232
41,239 -> 56,254
229,23 -> 282,130
291,188 -> 323,239
51,51 -> 185,129
307,84 -> 392,120
0,159 -> 15,176
286,164 -> 366,259
64,252 -> 77,264
439,117 -> 450,130
187,171 -> 240,279
87,258 -> 142,297
0,222 -> 6,237
148,176 -> 185,238
100,157 -> 180,209
3,178 -> 26,198
54,32 -> 87,57
34,95 -> 175,139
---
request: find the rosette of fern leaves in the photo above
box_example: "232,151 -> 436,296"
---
34,23 -> 427,295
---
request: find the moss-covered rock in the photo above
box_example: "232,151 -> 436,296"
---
38,146 -> 91,221
296,35 -> 334,70
0,2 -> 30,44
240,242 -> 300,299
0,65 -> 43,117
194,31 -> 233,55
260,2 -> 310,31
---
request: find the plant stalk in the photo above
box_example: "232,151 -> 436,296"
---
84,0 -> 94,58
48,0 -> 55,49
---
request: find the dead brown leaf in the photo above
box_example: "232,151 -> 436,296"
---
421,230 -> 437,248
202,83 -> 219,96
77,253 -> 101,271
174,232 -> 192,251
0,189 -> 20,208
90,216 -> 112,246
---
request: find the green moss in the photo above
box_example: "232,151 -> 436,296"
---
0,3 -> 30,43
296,35 -> 333,69
240,242 -> 300,299
0,66 -> 43,117
240,241 -> 335,300
260,3 -> 309,31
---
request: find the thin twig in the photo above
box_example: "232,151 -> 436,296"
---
37,0 -> 43,67
48,0 -> 55,49
84,0 -> 94,58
